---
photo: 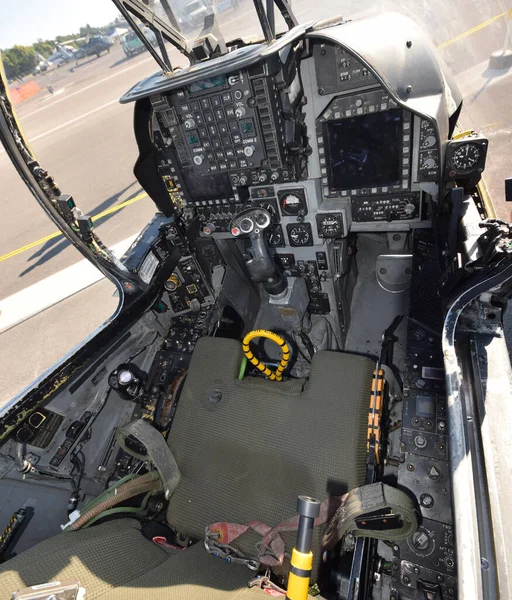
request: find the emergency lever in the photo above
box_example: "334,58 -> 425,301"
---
230,208 -> 287,295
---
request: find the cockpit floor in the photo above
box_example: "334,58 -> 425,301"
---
345,234 -> 408,369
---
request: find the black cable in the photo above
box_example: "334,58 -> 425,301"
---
298,330 -> 315,360
292,330 -> 311,364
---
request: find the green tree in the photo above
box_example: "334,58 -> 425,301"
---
79,24 -> 101,37
2,45 -> 37,78
33,41 -> 55,59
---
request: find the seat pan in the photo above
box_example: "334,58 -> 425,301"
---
0,519 -> 262,599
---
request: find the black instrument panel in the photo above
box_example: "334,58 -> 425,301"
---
149,39 -> 434,238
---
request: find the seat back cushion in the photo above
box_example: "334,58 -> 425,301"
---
166,337 -> 374,578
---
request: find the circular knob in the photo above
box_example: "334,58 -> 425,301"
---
420,493 -> 434,508
270,171 -> 279,181
239,176 -> 248,186
118,370 -> 133,385
239,217 -> 254,233
244,145 -> 255,157
193,154 -> 204,165
412,530 -> 430,551
235,106 -> 246,119
404,203 -> 416,215
184,118 -> 195,129
414,435 -> 427,449
423,135 -> 436,148
165,274 -> 180,292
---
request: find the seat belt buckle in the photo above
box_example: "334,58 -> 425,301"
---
12,580 -> 85,600
355,508 -> 403,531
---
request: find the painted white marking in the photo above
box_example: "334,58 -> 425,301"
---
0,235 -> 137,335
29,99 -> 119,143
22,56 -> 154,120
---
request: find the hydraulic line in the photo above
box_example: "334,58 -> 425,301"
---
242,330 -> 290,381
69,472 -> 161,531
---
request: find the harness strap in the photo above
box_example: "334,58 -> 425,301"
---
116,419 -> 181,500
322,482 -> 418,551
205,497 -> 339,569
205,483 -> 417,569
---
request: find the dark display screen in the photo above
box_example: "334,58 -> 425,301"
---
416,395 -> 436,418
181,169 -> 233,200
326,109 -> 403,191
188,75 -> 227,93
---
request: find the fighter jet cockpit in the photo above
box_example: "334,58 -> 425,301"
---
0,1 -> 511,599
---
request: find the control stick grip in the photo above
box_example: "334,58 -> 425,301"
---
231,208 -> 286,295
248,233 -> 286,295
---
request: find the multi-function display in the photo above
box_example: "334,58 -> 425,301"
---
325,109 -> 403,191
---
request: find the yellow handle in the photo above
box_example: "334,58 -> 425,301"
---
286,549 -> 313,600
242,329 -> 290,381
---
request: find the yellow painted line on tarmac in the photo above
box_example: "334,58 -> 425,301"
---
0,191 -> 148,264
437,10 -> 510,49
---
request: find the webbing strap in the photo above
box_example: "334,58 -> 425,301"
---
205,483 -> 417,569
205,497 -> 340,568
116,419 -> 181,500
322,482 -> 417,551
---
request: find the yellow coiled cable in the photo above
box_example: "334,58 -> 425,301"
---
242,329 -> 290,381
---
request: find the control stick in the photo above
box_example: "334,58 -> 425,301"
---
230,208 -> 287,295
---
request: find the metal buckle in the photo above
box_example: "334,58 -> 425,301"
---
204,528 -> 260,570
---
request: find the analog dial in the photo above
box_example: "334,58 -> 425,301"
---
279,189 -> 307,216
253,200 -> 279,223
317,214 -> 343,238
287,223 -> 313,247
266,225 -> 284,247
450,143 -> 481,172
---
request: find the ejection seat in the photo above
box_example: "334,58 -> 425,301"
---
0,337 -> 375,599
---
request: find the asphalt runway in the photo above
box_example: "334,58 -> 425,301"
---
1,0 -> 511,405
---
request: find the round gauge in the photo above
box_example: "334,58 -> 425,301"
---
279,190 -> 307,216
257,201 -> 277,222
450,143 -> 481,172
287,223 -> 312,247
317,214 -> 342,238
266,225 -> 284,247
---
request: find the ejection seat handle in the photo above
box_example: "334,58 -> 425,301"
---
285,495 -> 321,600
